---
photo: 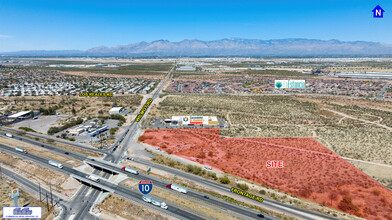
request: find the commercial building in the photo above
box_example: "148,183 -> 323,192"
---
109,107 -> 124,115
169,116 -> 218,126
177,66 -> 196,71
68,127 -> 85,135
8,111 -> 32,119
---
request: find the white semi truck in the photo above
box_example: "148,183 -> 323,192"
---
121,166 -> 139,175
48,160 -> 63,169
5,133 -> 13,138
142,196 -> 168,209
166,183 -> 188,194
15,147 -> 27,154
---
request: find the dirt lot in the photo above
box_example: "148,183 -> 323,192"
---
140,128 -> 392,220
99,194 -> 174,220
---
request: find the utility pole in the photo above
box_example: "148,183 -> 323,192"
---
46,192 -> 49,211
50,183 -> 53,207
39,183 -> 41,202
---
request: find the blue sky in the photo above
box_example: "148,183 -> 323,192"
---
0,0 -> 390,52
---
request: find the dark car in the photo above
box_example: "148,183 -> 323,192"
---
257,214 -> 264,218
64,152 -> 69,155
203,195 -> 210,199
91,159 -> 95,161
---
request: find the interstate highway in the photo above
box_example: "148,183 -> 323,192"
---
86,159 -> 277,220
0,143 -> 206,220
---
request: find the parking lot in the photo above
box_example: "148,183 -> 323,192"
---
12,115 -> 67,133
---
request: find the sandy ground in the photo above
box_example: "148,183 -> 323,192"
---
98,194 -> 175,220
140,128 -> 392,220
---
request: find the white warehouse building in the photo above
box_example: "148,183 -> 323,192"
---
109,107 -> 124,115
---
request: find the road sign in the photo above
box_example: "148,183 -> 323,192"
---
139,181 -> 153,195
11,188 -> 19,198
373,5 -> 385,18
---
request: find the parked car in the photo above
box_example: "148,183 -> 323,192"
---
64,152 -> 69,155
203,195 -> 210,199
257,214 -> 264,218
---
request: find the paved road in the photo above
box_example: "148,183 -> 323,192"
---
377,82 -> 391,99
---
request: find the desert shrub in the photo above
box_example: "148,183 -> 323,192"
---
168,161 -> 175,167
372,189 -> 381,196
237,183 -> 249,191
47,117 -> 83,135
259,190 -> 266,195
338,196 -> 359,213
46,139 -> 55,144
110,127 -> 118,135
220,176 -> 230,184
197,152 -> 206,159
18,127 -> 36,132
207,171 -> 217,180
208,151 -> 214,157
298,187 -> 312,198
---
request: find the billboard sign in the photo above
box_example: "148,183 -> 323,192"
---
275,80 -> 305,89
179,116 -> 218,125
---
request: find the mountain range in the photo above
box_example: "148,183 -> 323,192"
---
2,38 -> 392,57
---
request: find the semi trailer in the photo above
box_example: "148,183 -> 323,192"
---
15,147 -> 27,154
166,183 -> 188,194
121,166 -> 139,175
5,133 -> 13,138
142,196 -> 168,209
48,160 -> 63,169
